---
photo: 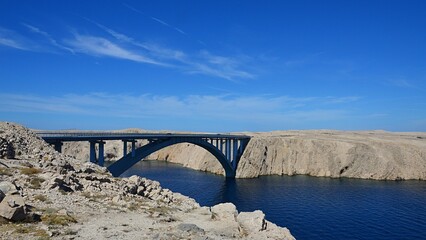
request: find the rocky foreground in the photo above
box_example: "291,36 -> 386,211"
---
0,122 -> 294,240
63,129 -> 426,181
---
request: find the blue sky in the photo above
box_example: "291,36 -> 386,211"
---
0,0 -> 425,132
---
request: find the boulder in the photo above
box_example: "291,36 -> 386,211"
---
0,189 -> 4,202
210,203 -> 237,221
0,181 -> 18,195
0,194 -> 27,221
237,210 -> 267,232
0,137 -> 14,159
128,175 -> 142,185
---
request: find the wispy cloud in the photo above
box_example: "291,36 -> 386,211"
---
84,22 -> 253,80
65,34 -> 165,66
0,27 -> 31,50
3,20 -> 253,80
123,3 -> 186,36
387,79 -> 415,88
0,92 -> 360,123
22,23 -> 74,53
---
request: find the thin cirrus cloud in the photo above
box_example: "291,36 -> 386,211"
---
64,34 -> 166,66
0,92 -> 360,123
0,27 -> 32,50
21,23 -> 75,54
123,3 -> 187,36
86,21 -> 254,80
1,21 -> 253,80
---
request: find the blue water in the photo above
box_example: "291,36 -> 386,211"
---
121,160 -> 426,240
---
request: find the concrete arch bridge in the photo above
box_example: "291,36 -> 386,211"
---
36,132 -> 251,178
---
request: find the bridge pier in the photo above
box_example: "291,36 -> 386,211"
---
52,141 -> 63,153
89,141 -> 106,166
123,140 -> 136,158
90,141 -> 96,163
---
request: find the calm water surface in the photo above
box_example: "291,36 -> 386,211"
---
121,160 -> 426,240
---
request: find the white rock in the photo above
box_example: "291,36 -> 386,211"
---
0,194 -> 27,221
210,203 -> 237,221
0,181 -> 18,195
237,210 -> 267,232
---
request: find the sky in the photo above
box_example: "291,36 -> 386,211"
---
0,0 -> 426,132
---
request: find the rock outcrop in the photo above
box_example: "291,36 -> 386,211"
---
62,130 -> 426,180
0,122 -> 294,239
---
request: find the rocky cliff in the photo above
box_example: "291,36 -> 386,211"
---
0,122 -> 294,240
63,130 -> 426,181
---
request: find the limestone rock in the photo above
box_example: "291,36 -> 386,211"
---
210,203 -> 238,221
0,190 -> 4,202
0,137 -> 14,159
0,194 -> 27,221
177,223 -> 205,234
237,210 -> 267,232
0,181 -> 18,195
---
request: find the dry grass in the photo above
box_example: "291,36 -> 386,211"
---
30,177 -> 45,189
34,194 -> 48,202
20,167 -> 42,175
13,225 -> 31,234
41,213 -> 77,226
0,223 -> 50,239
0,167 -> 13,176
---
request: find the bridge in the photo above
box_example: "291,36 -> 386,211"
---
36,132 -> 251,178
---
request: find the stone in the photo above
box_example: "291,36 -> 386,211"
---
112,195 -> 122,204
210,203 -> 237,221
128,175 -> 141,185
0,137 -> 14,159
48,176 -> 73,192
58,209 -> 70,216
178,223 -> 205,234
237,210 -> 267,232
0,190 -> 4,202
0,181 -> 18,195
0,194 -> 27,221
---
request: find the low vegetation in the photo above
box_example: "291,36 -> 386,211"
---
29,177 -> 45,189
34,194 -> 49,202
0,167 -> 13,176
41,213 -> 77,226
20,167 -> 42,175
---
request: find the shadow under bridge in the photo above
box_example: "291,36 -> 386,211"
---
36,132 -> 251,178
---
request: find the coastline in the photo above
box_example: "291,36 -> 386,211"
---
0,122 -> 294,239
62,129 -> 426,181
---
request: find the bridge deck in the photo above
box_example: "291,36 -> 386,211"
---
36,132 -> 250,142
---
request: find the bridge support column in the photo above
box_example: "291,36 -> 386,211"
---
98,141 -> 105,167
123,140 -> 128,156
232,139 -> 238,168
53,141 -> 63,153
123,140 -> 136,158
219,140 -> 223,153
131,140 -> 136,157
89,141 -> 97,163
225,140 -> 231,159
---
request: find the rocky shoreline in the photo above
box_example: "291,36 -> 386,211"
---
63,129 -> 426,181
0,122 -> 294,239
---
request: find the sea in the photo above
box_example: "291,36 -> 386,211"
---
120,160 -> 426,240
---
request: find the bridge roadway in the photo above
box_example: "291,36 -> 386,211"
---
36,132 -> 251,178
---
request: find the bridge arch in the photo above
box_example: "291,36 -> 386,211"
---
107,138 -> 239,178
